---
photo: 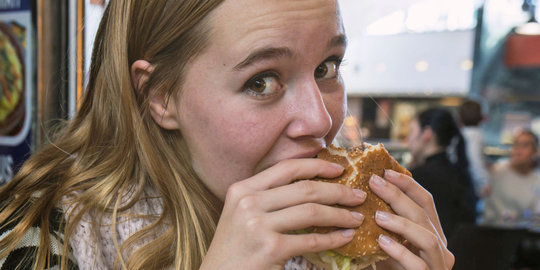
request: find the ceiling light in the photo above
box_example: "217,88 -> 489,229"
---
375,62 -> 387,72
415,60 -> 429,72
460,60 -> 474,71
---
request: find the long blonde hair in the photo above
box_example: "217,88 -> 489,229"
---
0,0 -> 224,269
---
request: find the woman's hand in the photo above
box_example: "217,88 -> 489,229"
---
373,170 -> 455,270
200,159 -> 367,270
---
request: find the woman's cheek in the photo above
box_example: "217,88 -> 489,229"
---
327,88 -> 347,140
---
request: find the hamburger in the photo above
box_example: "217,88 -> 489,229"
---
302,143 -> 411,270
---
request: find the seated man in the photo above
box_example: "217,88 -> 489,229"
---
483,129 -> 540,224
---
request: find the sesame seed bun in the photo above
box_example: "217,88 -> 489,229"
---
303,143 -> 410,270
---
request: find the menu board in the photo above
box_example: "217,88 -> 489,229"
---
0,0 -> 33,185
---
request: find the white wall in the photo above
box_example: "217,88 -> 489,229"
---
341,30 -> 475,96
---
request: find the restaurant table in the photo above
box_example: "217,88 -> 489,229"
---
448,224 -> 540,270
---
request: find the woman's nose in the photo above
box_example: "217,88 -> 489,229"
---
285,79 -> 333,139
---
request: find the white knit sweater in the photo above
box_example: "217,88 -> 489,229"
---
65,195 -> 322,270
65,194 -> 164,269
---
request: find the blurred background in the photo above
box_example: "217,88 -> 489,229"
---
0,0 -> 539,269
337,0 -> 540,165
336,2 -> 540,268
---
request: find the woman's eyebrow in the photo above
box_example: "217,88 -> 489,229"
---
234,47 -> 293,71
233,35 -> 346,71
328,34 -> 347,49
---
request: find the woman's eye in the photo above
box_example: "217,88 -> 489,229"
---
314,58 -> 342,79
243,72 -> 283,98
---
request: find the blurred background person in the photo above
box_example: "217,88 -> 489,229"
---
406,108 -> 477,241
458,99 -> 492,220
483,129 -> 540,224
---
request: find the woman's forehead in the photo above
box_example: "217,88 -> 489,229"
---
204,0 -> 343,65
209,0 -> 341,38
215,0 -> 338,18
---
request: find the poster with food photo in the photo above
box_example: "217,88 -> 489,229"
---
0,0 -> 33,185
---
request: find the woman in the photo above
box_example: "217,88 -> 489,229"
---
406,108 -> 477,242
0,1 -> 454,269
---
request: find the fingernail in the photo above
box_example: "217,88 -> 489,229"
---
378,234 -> 395,246
331,163 -> 344,171
353,189 -> 367,200
341,229 -> 355,238
370,174 -> 386,187
351,211 -> 364,222
384,169 -> 399,179
375,210 -> 392,221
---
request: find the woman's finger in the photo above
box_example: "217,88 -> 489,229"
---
369,174 -> 444,244
224,159 -> 344,205
377,233 -> 430,270
263,203 -> 364,232
253,180 -> 366,212
239,159 -> 344,192
382,169 -> 446,245
279,229 -> 357,257
375,211 -> 447,269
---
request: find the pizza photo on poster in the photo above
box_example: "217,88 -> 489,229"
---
0,0 -> 33,186
0,21 -> 25,137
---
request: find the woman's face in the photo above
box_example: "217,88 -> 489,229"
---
171,0 -> 347,200
406,120 -> 424,160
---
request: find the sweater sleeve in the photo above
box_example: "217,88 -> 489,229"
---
0,208 -> 79,270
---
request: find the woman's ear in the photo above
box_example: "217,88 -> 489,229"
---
421,126 -> 434,143
131,60 -> 180,130
131,60 -> 154,91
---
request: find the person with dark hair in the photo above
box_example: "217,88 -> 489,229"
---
484,129 -> 540,224
458,100 -> 484,127
458,100 -> 491,201
406,108 -> 477,241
